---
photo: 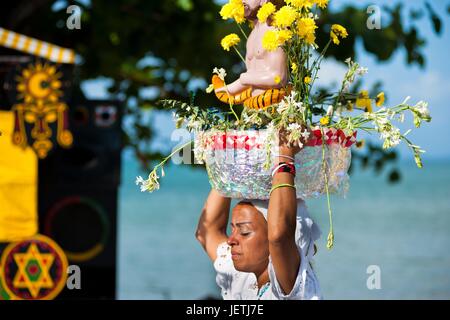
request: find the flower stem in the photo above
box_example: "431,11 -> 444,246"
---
233,47 -> 246,64
321,127 -> 334,250
237,22 -> 248,40
154,139 -> 194,171
229,102 -> 240,122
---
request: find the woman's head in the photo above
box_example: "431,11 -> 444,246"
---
227,201 -> 269,274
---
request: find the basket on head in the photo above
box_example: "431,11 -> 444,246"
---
194,128 -> 355,200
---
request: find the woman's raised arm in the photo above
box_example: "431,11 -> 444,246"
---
195,189 -> 231,261
267,136 -> 304,295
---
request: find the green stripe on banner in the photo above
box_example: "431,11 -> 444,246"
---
0,277 -> 11,300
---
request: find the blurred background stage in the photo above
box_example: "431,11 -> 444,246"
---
0,41 -> 122,299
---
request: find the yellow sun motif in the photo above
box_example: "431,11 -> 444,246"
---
16,62 -> 62,106
12,61 -> 72,159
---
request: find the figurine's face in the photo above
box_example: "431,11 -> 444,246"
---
243,0 -> 264,19
227,202 -> 269,274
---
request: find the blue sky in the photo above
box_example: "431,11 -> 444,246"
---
82,0 -> 450,162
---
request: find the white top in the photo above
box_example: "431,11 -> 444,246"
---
214,242 -> 322,300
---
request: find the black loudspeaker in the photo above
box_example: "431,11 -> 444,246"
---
38,98 -> 122,299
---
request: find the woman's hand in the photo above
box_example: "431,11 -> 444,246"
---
277,126 -> 310,157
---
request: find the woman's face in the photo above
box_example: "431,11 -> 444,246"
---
227,202 -> 269,273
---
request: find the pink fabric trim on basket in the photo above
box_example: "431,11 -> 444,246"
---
306,128 -> 357,148
206,134 -> 263,150
205,128 -> 357,150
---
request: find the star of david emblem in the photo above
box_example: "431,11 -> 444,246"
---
12,243 -> 55,298
0,234 -> 68,300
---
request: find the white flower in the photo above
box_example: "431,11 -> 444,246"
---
343,59 -> 368,87
356,67 -> 368,75
186,117 -> 204,131
381,127 -> 401,149
136,171 -> 160,192
408,100 -> 431,128
267,121 -> 275,130
135,176 -> 145,185
301,128 -> 310,140
363,112 -> 374,120
326,105 -> 333,116
243,111 -> 263,126
277,100 -> 289,114
287,123 -> 301,131
277,91 -> 305,115
413,101 -> 430,119
213,67 -> 227,81
285,123 -> 305,148
402,96 -> 411,105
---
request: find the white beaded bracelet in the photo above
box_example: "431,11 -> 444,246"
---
273,154 -> 295,162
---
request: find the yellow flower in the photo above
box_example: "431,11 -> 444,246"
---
356,90 -> 373,113
285,0 -> 314,10
356,139 -> 365,149
330,24 -> 348,45
315,0 -> 329,9
277,29 -> 293,42
274,75 -> 281,84
376,92 -> 385,107
297,17 -> 317,45
273,6 -> 298,28
220,0 -> 245,24
320,116 -> 330,126
291,63 -> 298,72
262,29 -> 292,51
257,2 -> 276,23
304,76 -> 311,84
221,33 -> 241,51
262,30 -> 279,51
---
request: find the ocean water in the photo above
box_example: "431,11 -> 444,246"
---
117,155 -> 450,300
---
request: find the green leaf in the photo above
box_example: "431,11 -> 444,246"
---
425,2 -> 442,34
414,151 -> 423,168
177,0 -> 194,11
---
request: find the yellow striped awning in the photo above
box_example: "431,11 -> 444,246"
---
0,27 -> 76,64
